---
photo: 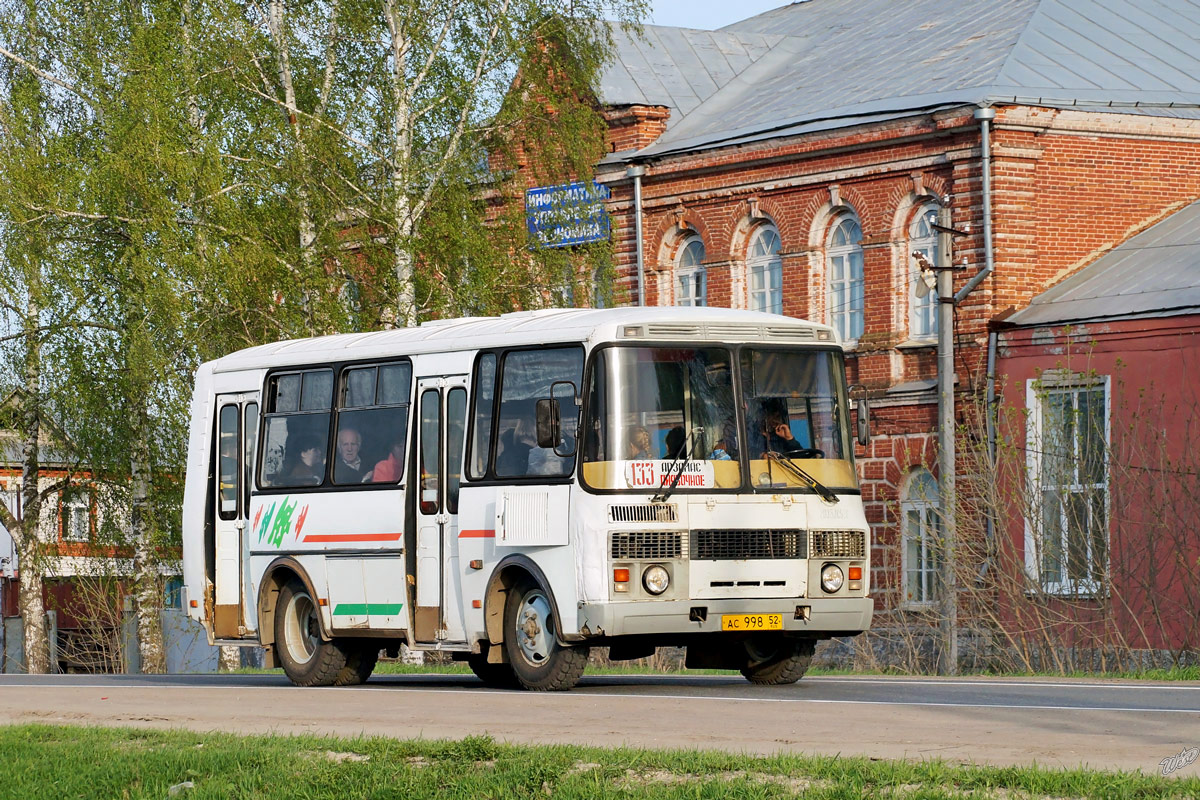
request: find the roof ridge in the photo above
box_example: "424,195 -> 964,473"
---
993,0 -> 1050,87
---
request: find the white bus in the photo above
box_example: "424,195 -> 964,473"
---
182,307 -> 873,690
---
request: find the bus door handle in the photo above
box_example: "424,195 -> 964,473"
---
435,513 -> 449,525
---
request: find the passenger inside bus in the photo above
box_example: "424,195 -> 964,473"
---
335,427 -> 365,483
283,434 -> 324,484
368,435 -> 406,483
626,425 -> 652,460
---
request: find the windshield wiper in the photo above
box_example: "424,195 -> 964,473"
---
652,427 -> 702,503
763,451 -> 839,503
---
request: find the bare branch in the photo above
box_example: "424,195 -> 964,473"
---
0,44 -> 100,109
413,0 -> 510,223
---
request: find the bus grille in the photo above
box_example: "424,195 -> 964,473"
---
610,531 -> 684,560
608,504 -> 678,523
810,530 -> 867,559
691,530 -> 807,560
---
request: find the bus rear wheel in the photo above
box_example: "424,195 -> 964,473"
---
275,579 -> 350,687
740,636 -> 815,685
334,642 -> 379,686
503,577 -> 588,691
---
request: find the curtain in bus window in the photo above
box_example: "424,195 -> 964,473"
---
260,369 -> 332,488
336,362 -> 412,485
495,348 -> 583,479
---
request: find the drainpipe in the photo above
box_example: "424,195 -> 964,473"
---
955,106 -> 996,303
958,107 -> 997,585
626,164 -> 647,306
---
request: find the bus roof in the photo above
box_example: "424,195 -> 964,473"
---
207,307 -> 839,374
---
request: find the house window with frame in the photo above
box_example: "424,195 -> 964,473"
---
827,215 -> 864,342
62,492 -> 90,542
747,226 -> 782,314
1028,376 -> 1109,594
901,469 -> 941,606
676,236 -> 706,307
908,204 -> 939,339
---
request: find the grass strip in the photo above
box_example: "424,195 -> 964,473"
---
3,724 -> 1196,799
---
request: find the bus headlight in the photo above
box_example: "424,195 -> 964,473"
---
820,564 -> 844,593
642,565 -> 670,595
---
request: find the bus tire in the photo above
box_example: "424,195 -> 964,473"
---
467,653 -> 519,689
334,643 -> 379,686
503,577 -> 588,691
740,637 -> 815,685
275,579 -> 349,687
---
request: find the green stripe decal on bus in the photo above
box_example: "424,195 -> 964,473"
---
331,603 -> 404,616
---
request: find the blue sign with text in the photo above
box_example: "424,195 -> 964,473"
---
525,181 -> 611,249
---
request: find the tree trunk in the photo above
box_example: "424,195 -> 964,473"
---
17,293 -> 50,674
219,645 -> 241,672
384,0 -> 416,328
130,402 -> 165,674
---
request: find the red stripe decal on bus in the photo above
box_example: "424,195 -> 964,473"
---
301,532 -> 403,543
459,529 -> 496,539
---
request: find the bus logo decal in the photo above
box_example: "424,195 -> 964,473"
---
255,497 -> 310,549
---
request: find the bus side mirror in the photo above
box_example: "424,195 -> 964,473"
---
856,398 -> 870,447
536,398 -> 560,449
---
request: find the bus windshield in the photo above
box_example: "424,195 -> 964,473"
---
581,345 -> 857,493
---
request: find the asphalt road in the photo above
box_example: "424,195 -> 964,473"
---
1,672 -> 1197,775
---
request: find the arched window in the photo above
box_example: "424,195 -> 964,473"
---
748,226 -> 782,314
909,205 -> 939,339
901,469 -> 942,606
827,215 -> 864,341
676,236 -> 706,307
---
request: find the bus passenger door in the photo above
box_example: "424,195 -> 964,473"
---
212,393 -> 259,639
413,376 -> 469,644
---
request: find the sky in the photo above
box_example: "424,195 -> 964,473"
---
649,0 -> 791,30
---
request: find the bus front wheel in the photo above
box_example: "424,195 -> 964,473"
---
275,579 -> 350,687
740,636 -> 815,685
503,577 -> 588,691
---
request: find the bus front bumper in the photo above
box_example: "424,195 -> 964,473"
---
575,596 -> 873,639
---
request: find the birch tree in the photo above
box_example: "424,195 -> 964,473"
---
0,0 -> 95,673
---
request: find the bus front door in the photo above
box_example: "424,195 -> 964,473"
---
413,376 -> 469,644
212,393 -> 259,639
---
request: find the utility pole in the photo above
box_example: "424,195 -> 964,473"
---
936,203 -> 958,675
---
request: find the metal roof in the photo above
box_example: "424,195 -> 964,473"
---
1006,200 -> 1200,326
601,0 -> 1200,159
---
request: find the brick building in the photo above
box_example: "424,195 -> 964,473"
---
576,0 -> 1200,641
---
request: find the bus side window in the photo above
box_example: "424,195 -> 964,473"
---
494,347 -> 583,479
467,353 -> 496,479
335,361 -> 412,485
259,369 -> 333,489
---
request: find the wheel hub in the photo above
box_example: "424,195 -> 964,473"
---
516,591 -> 553,666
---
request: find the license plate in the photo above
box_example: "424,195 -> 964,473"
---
720,613 -> 783,631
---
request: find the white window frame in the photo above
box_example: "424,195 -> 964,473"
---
1025,372 -> 1110,596
900,469 -> 942,607
747,226 -> 782,314
908,204 -> 939,340
62,494 -> 90,542
675,236 -> 706,307
827,215 -> 864,343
